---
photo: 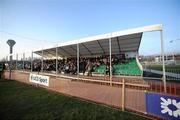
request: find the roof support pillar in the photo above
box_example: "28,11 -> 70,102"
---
109,34 -> 112,86
16,53 -> 18,70
160,30 -> 166,93
77,43 -> 79,76
23,52 -> 25,72
56,45 -> 58,76
31,51 -> 33,72
41,49 -> 43,73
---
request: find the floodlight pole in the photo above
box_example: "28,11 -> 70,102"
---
31,51 -> 33,72
9,54 -> 12,78
160,30 -> 166,93
109,34 -> 112,86
77,43 -> 79,76
7,39 -> 16,79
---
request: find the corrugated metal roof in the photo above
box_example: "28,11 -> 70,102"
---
34,24 -> 162,58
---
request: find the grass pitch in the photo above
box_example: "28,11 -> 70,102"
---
0,79 -> 151,120
146,64 -> 180,72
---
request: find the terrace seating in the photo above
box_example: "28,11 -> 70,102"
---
93,64 -> 107,74
113,59 -> 142,76
92,59 -> 142,76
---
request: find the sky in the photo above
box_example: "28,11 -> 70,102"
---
0,0 -> 180,60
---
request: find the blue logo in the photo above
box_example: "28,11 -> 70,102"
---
146,93 -> 180,120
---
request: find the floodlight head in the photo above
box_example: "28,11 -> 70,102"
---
7,39 -> 16,47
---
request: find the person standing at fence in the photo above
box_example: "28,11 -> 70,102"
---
0,63 -> 5,79
37,63 -> 41,74
86,60 -> 93,76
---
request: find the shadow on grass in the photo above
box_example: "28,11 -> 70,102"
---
0,79 -> 14,82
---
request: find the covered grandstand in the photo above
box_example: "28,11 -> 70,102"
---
32,24 -> 162,77
2,24 -> 166,84
1,24 -> 167,86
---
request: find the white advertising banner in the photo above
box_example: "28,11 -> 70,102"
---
29,73 -> 49,86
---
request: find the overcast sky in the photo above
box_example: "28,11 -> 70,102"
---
0,0 -> 180,59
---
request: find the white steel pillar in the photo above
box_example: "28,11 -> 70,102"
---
41,49 -> 43,73
77,43 -> 79,76
160,30 -> 166,93
16,53 -> 18,70
31,51 -> 33,72
56,44 -> 58,76
109,34 -> 112,86
23,53 -> 25,72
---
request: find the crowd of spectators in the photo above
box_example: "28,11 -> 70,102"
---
31,54 -> 127,76
4,54 -> 128,76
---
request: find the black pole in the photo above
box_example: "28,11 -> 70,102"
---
9,46 -> 13,79
7,39 -> 16,79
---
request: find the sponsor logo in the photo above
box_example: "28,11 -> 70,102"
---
29,74 -> 49,86
161,97 -> 180,118
146,93 -> 180,120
